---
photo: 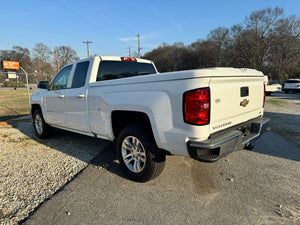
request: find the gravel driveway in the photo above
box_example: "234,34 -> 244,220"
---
264,92 -> 300,146
0,118 -> 110,224
0,92 -> 299,224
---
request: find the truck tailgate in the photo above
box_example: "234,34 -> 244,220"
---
209,76 -> 264,134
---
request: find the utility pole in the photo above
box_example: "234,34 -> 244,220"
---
128,47 -> 131,57
54,49 -> 59,72
137,34 -> 142,58
82,40 -> 92,57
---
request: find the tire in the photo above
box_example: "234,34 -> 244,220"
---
32,109 -> 54,138
116,124 -> 165,182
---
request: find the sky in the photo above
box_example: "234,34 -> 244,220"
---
0,0 -> 299,59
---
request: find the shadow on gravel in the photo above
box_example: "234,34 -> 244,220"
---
0,114 -> 28,122
3,116 -> 130,181
270,92 -> 300,100
252,111 -> 300,162
252,131 -> 300,162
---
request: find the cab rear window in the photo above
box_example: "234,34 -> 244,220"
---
96,60 -> 157,81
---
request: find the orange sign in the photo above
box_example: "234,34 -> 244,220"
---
2,60 -> 20,70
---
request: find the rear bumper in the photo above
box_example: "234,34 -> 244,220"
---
284,88 -> 300,92
187,116 -> 270,162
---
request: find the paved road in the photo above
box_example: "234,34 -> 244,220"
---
22,130 -> 300,225
21,92 -> 300,225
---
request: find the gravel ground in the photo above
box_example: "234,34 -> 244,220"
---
264,92 -> 300,146
0,118 -> 110,224
0,92 -> 299,225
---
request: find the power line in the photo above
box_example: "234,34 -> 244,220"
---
50,0 -> 145,57
51,0 -> 117,40
88,0 -> 135,35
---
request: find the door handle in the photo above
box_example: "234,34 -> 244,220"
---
77,94 -> 85,98
59,95 -> 65,98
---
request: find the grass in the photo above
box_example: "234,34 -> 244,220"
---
266,99 -> 287,106
0,88 -> 37,121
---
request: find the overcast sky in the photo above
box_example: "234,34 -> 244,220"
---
0,0 -> 299,59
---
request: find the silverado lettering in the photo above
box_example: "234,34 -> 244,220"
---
212,121 -> 232,130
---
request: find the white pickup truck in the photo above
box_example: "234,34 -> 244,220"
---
264,76 -> 282,96
31,56 -> 269,182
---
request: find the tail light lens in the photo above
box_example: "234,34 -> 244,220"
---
183,88 -> 210,125
263,84 -> 266,107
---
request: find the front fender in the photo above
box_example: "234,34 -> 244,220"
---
30,89 -> 48,120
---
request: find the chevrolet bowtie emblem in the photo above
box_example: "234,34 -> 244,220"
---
240,99 -> 249,107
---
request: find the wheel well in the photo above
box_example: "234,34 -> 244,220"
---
31,104 -> 41,116
111,111 -> 154,140
111,111 -> 171,155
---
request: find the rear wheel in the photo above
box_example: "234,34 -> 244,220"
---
116,124 -> 165,182
32,109 -> 53,138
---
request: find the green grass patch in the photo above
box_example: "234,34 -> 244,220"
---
266,99 -> 287,106
2,82 -> 26,87
0,88 -> 37,120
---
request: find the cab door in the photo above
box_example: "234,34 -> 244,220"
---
44,65 -> 73,126
64,60 -> 90,133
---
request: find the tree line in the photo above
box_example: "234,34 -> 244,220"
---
1,7 -> 299,82
143,7 -> 300,82
0,44 -> 79,74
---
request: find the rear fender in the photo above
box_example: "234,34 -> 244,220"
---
105,91 -> 172,148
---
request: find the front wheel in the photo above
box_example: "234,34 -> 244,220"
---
116,124 -> 165,182
32,109 -> 53,138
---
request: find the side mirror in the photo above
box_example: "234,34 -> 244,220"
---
38,81 -> 49,89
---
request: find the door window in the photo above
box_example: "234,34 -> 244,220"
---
52,65 -> 72,90
72,61 -> 90,88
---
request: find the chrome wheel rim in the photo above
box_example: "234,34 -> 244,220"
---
121,136 -> 146,173
34,114 -> 43,135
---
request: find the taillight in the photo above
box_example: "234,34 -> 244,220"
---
297,83 -> 300,87
263,84 -> 266,107
121,57 -> 137,62
183,88 -> 210,125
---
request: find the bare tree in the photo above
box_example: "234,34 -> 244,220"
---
271,15 -> 300,80
145,7 -> 300,80
207,27 -> 230,66
33,43 -> 51,62
32,43 -> 54,74
144,42 -> 192,72
55,46 -> 80,68
241,7 -> 284,70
